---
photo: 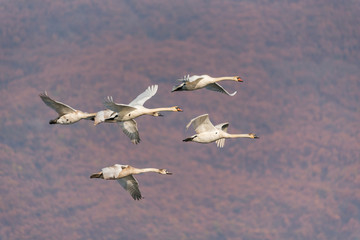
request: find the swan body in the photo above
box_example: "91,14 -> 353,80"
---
39,92 -> 96,124
172,75 -> 243,96
90,164 -> 172,200
183,114 -> 259,148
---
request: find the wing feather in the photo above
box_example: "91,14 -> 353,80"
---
215,122 -> 229,132
39,92 -> 76,115
128,85 -> 158,107
118,120 -> 140,144
214,122 -> 229,148
117,175 -> 142,200
215,138 -> 226,148
205,83 -> 237,96
186,114 -> 216,134
103,96 -> 137,116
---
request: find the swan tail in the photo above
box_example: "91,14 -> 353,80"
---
183,136 -> 195,142
90,172 -> 103,179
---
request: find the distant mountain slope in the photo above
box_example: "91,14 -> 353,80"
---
0,0 -> 359,239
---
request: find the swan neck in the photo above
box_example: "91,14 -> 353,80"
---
147,107 -> 174,112
213,76 -> 235,82
134,168 -> 160,174
226,133 -> 251,139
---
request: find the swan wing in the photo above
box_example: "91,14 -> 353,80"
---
39,92 -> 76,115
117,175 -> 142,200
186,114 -> 216,134
215,138 -> 226,148
215,123 -> 229,148
205,83 -> 237,96
178,74 -> 203,82
215,122 -> 229,132
177,74 -> 190,82
103,96 -> 137,116
128,85 -> 158,107
118,119 -> 140,144
171,82 -> 185,92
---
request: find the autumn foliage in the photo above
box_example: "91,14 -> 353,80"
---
0,0 -> 359,239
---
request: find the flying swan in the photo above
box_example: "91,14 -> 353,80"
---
39,91 -> 96,124
171,75 -> 243,96
183,114 -> 259,148
90,164 -> 172,200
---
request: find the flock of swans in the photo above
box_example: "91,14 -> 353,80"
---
40,74 -> 259,200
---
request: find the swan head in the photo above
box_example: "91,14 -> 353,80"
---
235,76 -> 243,82
174,106 -> 183,112
159,169 -> 172,175
249,133 -> 259,139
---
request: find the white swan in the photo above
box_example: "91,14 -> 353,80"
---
90,164 -> 172,200
103,85 -> 182,121
94,85 -> 182,144
39,92 -> 96,124
171,75 -> 243,96
183,114 -> 259,148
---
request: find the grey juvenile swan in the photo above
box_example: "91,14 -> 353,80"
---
90,164 -> 172,200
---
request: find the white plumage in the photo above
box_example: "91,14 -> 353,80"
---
183,114 -> 259,148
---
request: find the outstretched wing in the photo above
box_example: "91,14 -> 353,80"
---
186,114 -> 216,134
103,96 -> 137,116
39,92 -> 76,115
118,119 -> 140,144
215,122 -> 229,132
215,122 -> 229,148
128,85 -> 158,107
117,175 -> 142,200
205,83 -> 237,96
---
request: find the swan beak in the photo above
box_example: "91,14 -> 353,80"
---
237,76 -> 243,82
166,171 -> 173,175
176,107 -> 183,112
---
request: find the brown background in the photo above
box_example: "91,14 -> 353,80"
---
1,0 -> 360,239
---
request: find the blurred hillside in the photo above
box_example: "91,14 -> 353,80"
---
1,0 -> 360,239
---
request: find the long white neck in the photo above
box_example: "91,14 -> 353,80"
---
213,76 -> 236,82
223,133 -> 253,139
144,107 -> 176,115
79,112 -> 97,119
134,168 -> 161,174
